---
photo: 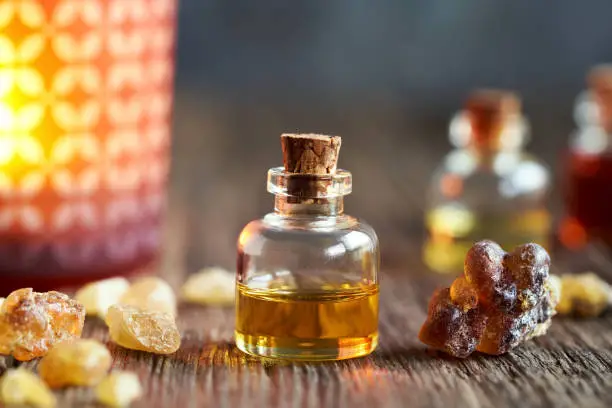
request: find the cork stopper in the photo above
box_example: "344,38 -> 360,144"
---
281,133 -> 341,175
465,89 -> 521,149
587,65 -> 612,131
278,133 -> 343,200
588,64 -> 612,91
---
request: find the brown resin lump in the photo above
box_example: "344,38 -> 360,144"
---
419,288 -> 487,358
419,240 -> 559,357
464,240 -> 516,311
0,288 -> 85,361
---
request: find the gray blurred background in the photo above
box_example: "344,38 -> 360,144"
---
165,0 -> 612,274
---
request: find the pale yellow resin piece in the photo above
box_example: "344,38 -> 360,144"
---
96,371 -> 143,407
105,304 -> 181,354
181,267 -> 235,306
39,339 -> 112,388
0,369 -> 56,408
120,276 -> 177,315
556,272 -> 612,317
75,277 -> 130,318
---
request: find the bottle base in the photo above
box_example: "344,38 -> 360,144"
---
234,331 -> 378,361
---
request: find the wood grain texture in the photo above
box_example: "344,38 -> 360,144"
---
3,258 -> 612,408
1,96 -> 610,407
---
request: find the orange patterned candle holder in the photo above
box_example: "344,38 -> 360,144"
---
0,0 -> 177,293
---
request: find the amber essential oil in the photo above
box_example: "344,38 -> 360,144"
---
560,152 -> 612,248
235,283 -> 378,361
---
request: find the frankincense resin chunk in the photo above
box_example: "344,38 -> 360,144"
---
181,267 -> 235,306
105,304 -> 181,354
419,240 -> 559,357
556,272 -> 612,317
419,288 -> 486,357
39,339 -> 111,388
449,276 -> 479,311
75,277 -> 130,318
120,277 -> 177,315
464,240 -> 516,311
0,369 -> 56,408
96,371 -> 143,407
0,288 -> 85,361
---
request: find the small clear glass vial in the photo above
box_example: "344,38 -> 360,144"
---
423,90 -> 551,274
235,134 -> 379,361
560,65 -> 612,249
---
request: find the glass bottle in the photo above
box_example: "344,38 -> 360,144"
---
423,90 -> 551,274
235,134 -> 379,361
559,65 -> 612,249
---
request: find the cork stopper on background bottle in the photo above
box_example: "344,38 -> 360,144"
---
588,64 -> 612,131
465,89 -> 521,149
281,133 -> 342,175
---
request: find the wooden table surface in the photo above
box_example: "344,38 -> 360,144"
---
3,97 -> 612,407
6,245 -> 612,408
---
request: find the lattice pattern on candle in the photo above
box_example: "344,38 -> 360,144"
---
0,0 -> 175,272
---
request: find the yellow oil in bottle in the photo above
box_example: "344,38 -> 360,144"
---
235,283 -> 379,361
423,205 -> 551,274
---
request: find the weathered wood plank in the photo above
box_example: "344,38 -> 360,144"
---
3,265 -> 612,408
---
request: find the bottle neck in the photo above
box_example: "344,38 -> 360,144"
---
464,147 -> 523,172
574,91 -> 612,136
469,119 -> 525,153
468,144 -> 521,156
588,73 -> 612,132
274,196 -> 344,216
450,110 -> 527,152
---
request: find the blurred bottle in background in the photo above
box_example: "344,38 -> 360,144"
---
423,90 -> 551,274
559,65 -> 612,250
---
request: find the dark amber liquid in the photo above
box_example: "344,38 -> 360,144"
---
561,151 -> 612,249
235,283 -> 379,360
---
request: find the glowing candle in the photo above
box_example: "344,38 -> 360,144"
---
0,0 -> 177,292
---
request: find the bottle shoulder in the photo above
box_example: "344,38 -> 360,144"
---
430,149 -> 550,201
572,90 -> 612,155
437,149 -> 548,177
238,213 -> 379,251
570,126 -> 612,155
242,213 -> 375,233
